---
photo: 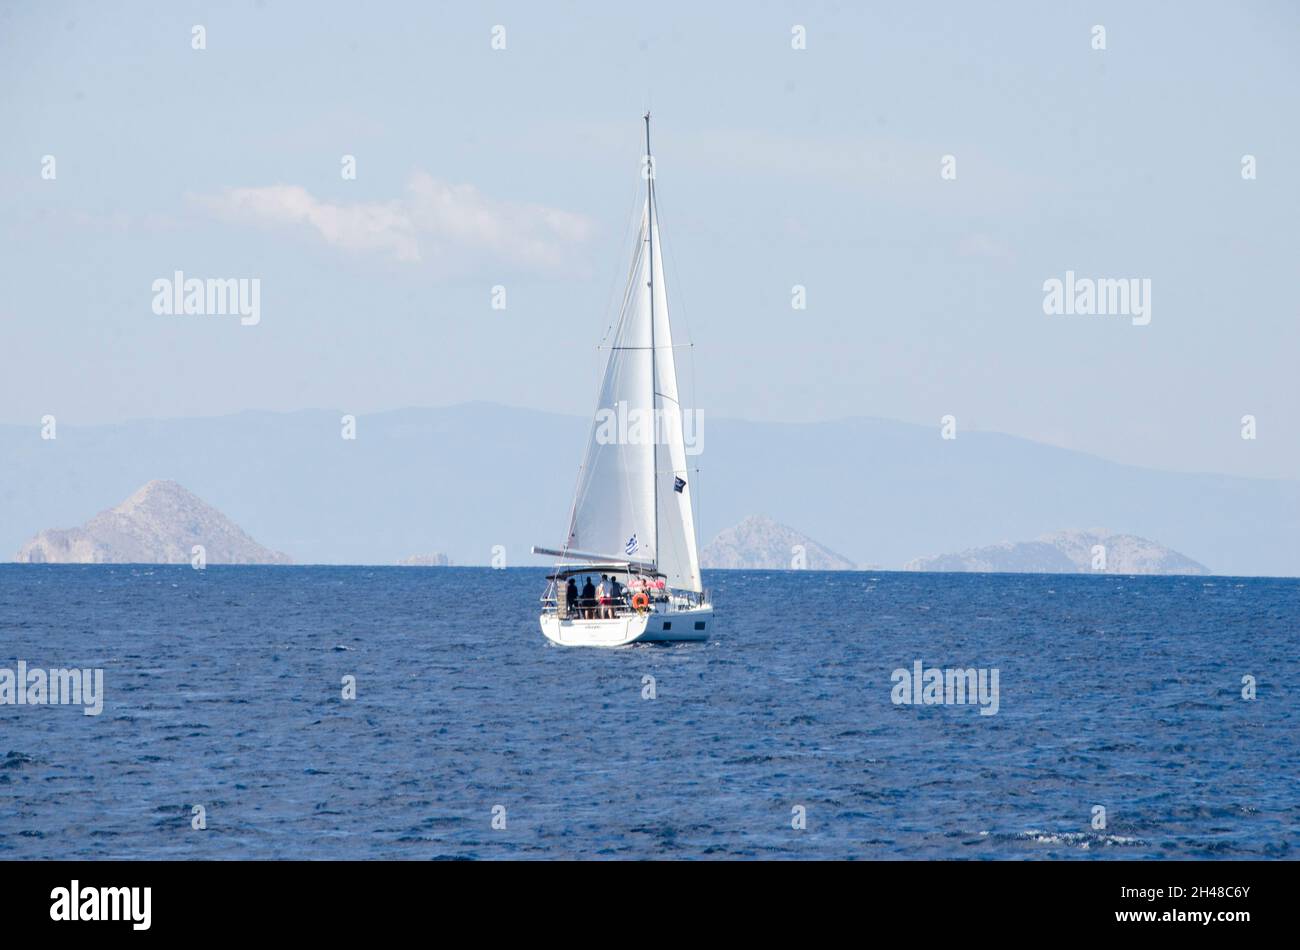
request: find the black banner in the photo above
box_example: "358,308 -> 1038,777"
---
0,859 -> 1285,937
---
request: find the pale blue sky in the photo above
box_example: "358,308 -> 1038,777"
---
1,0 -> 1297,479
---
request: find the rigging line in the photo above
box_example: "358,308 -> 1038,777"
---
617,236 -> 644,330
697,457 -> 703,588
558,461 -> 584,560
648,177 -> 697,349
596,168 -> 648,350
605,203 -> 647,349
646,112 -> 659,570
599,217 -> 643,353
603,242 -> 640,357
614,162 -> 650,320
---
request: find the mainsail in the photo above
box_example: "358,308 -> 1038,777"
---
566,206 -> 656,572
562,128 -> 702,593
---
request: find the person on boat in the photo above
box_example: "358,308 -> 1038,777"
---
564,577 -> 579,618
597,574 -> 612,619
580,576 -> 596,619
608,575 -> 624,614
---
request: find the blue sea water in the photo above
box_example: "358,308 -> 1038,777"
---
0,565 -> 1295,860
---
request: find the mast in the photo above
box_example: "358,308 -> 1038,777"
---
645,111 -> 659,572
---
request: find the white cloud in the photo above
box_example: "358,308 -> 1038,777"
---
194,173 -> 594,274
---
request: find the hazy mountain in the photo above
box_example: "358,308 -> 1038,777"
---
905,529 -> 1211,575
702,515 -> 857,570
1040,529 -> 1211,575
15,479 -> 292,565
397,553 -> 453,566
1,404 -> 1296,575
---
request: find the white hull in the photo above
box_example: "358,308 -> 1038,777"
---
540,604 -> 713,647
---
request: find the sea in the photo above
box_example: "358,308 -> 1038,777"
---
0,565 -> 1295,860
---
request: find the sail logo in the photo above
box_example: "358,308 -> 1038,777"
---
1042,271 -> 1150,326
625,534 -> 638,555
151,271 -> 261,326
891,660 -> 1000,716
593,401 -> 704,455
0,662 -> 104,716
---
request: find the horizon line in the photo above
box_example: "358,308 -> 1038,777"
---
1,400 -> 1294,485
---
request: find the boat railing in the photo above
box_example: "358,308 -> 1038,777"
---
540,590 -> 706,618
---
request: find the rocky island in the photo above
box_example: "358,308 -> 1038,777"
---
14,480 -> 291,565
701,514 -> 858,570
397,553 -> 453,566
904,529 -> 1210,575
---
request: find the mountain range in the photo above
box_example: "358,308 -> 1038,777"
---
1,403 -> 1296,575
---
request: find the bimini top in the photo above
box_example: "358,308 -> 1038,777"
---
544,563 -> 665,583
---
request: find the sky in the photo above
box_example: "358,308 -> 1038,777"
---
1,0 -> 1297,480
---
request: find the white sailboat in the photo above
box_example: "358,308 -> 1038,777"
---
533,114 -> 713,647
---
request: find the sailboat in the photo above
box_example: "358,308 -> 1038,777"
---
532,115 -> 712,647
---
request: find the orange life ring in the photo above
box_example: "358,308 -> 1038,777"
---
631,591 -> 650,612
